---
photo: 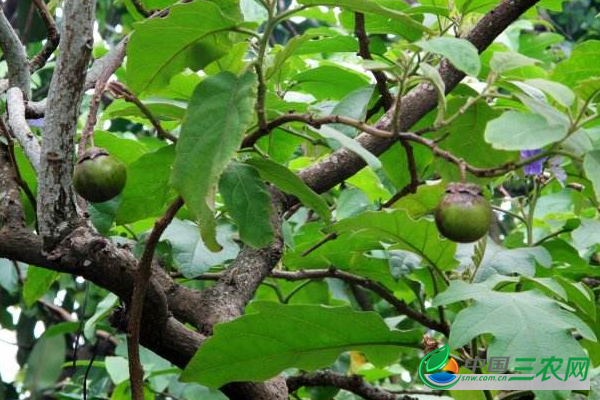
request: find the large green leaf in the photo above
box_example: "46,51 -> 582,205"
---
484,111 -> 568,150
331,209 -> 457,271
416,37 -> 481,76
551,40 -> 600,88
24,334 -> 66,395
115,145 -> 175,225
219,162 -> 274,248
126,1 -> 239,93
434,282 -> 595,372
181,302 -> 420,387
170,71 -> 257,251
23,267 -> 60,308
246,158 -> 332,223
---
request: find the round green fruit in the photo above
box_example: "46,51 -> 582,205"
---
435,182 -> 491,243
73,147 -> 127,203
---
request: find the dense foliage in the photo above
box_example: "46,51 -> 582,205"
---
1,0 -> 600,399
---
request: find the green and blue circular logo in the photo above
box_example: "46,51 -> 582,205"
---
419,344 -> 460,389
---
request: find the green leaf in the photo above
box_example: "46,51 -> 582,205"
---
93,131 -> 148,165
161,219 -> 240,278
246,158 -> 332,224
312,125 -> 382,170
170,71 -> 257,251
583,150 -> 600,202
435,284 -> 595,372
328,85 -> 375,140
331,209 -> 457,271
24,334 -> 66,394
428,99 -> 513,182
84,293 -> 119,341
574,77 -> 600,102
219,162 -> 274,248
416,37 -> 481,77
456,241 -> 551,282
484,111 -> 568,150
23,267 -> 60,308
291,65 -> 370,99
556,277 -> 597,321
551,40 -> 600,88
298,0 -> 431,37
490,51 -> 538,73
572,219 -> 600,249
105,356 -> 130,385
523,78 -> 574,108
115,146 -> 175,225
126,1 -> 239,93
0,258 -> 24,295
266,33 -> 320,80
181,302 -> 420,387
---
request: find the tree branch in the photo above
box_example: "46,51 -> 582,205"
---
29,0 -> 60,72
6,87 -> 41,172
297,0 -> 541,195
84,36 -> 128,90
287,370 -> 418,400
354,13 -> 393,110
127,197 -> 183,400
274,268 -> 448,334
0,8 -> 29,95
107,81 -> 178,142
37,0 -> 96,249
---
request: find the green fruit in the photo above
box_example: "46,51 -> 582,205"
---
435,182 -> 491,243
73,147 -> 127,203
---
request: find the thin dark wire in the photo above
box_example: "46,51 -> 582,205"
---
83,340 -> 99,400
72,280 -> 90,371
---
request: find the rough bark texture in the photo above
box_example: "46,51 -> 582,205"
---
37,0 -> 96,249
0,9 -> 29,95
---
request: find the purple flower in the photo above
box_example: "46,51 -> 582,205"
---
521,149 -> 546,176
549,156 -> 567,186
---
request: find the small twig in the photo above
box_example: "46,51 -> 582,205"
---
107,81 -> 178,142
300,232 -> 337,257
287,370 -> 418,400
381,141 -> 420,208
354,13 -> 393,110
83,341 -> 99,400
272,268 -> 448,334
490,205 -> 527,224
72,281 -> 90,372
6,87 -> 41,172
131,0 -> 153,17
127,197 -> 184,400
29,0 -> 60,72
